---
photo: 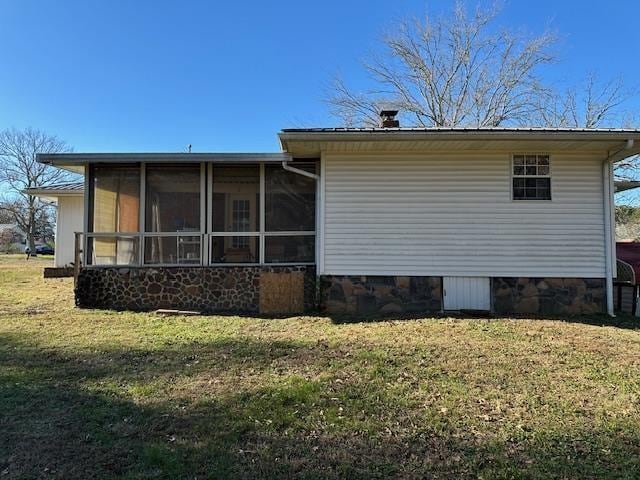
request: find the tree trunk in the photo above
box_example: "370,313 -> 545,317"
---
28,203 -> 37,257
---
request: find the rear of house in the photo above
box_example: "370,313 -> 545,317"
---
38,120 -> 640,317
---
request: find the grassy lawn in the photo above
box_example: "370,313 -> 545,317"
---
0,255 -> 639,479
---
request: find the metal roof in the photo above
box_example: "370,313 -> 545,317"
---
24,181 -> 85,198
27,181 -> 84,192
279,127 -> 640,157
281,127 -> 640,133
37,152 -> 292,167
614,180 -> 640,193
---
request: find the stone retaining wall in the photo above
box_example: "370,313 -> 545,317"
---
76,266 -> 316,313
492,277 -> 605,315
321,275 -> 442,315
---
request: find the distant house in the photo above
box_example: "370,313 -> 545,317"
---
0,223 -> 26,252
37,112 -> 640,316
24,182 -> 84,267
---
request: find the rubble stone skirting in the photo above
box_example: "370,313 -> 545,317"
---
321,275 -> 605,316
321,275 -> 442,315
492,277 -> 606,315
75,269 -> 606,316
75,266 -> 316,313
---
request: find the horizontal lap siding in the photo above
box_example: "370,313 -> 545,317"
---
323,153 -> 605,277
56,196 -> 84,268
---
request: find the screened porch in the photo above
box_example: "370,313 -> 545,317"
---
83,159 -> 318,267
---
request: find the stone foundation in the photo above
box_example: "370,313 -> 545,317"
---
492,277 -> 605,315
76,266 -> 316,314
75,269 -> 606,317
321,275 -> 442,315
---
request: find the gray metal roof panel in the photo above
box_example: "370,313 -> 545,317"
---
281,127 -> 640,133
24,181 -> 85,196
25,181 -> 84,191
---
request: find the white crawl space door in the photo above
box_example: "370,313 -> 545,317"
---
443,277 -> 491,311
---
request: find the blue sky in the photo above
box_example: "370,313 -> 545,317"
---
1,0 -> 639,153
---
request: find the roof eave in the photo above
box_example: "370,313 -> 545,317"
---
278,129 -> 640,158
24,189 -> 84,197
279,129 -> 640,143
37,152 -> 292,166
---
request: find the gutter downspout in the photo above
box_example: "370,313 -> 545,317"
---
282,159 -> 320,180
603,138 -> 635,317
603,158 -> 615,317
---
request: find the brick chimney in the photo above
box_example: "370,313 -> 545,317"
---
379,108 -> 400,128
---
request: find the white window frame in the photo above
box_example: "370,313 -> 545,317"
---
511,154 -> 552,201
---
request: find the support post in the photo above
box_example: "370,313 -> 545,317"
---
73,231 -> 82,288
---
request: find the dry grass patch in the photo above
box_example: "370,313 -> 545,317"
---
0,255 -> 639,478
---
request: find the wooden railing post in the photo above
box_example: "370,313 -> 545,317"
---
74,232 -> 82,287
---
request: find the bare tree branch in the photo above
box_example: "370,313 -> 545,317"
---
327,1 -> 556,128
537,73 -> 636,129
0,127 -> 74,254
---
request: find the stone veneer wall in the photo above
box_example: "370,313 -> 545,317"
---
76,266 -> 316,313
76,269 -> 605,317
321,275 -> 442,315
492,277 -> 605,315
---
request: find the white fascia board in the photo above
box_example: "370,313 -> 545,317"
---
37,152 -> 292,167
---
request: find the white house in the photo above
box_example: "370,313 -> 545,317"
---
25,182 -> 84,268
37,113 -> 640,316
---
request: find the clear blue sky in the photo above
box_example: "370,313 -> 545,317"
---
1,0 -> 639,153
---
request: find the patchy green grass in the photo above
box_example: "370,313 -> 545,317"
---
0,254 -> 639,478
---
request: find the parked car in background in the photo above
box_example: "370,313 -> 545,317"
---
35,245 -> 55,255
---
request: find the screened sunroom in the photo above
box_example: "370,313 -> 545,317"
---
82,155 -> 318,268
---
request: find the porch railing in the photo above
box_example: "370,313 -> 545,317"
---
80,232 -> 206,268
74,231 -> 316,270
74,231 -> 83,287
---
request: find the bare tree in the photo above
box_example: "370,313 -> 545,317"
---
0,127 -> 73,255
327,2 -> 557,127
328,3 -> 636,131
534,73 -> 639,181
535,73 -> 634,129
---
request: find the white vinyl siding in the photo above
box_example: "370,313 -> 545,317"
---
55,196 -> 84,267
323,153 -> 605,277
